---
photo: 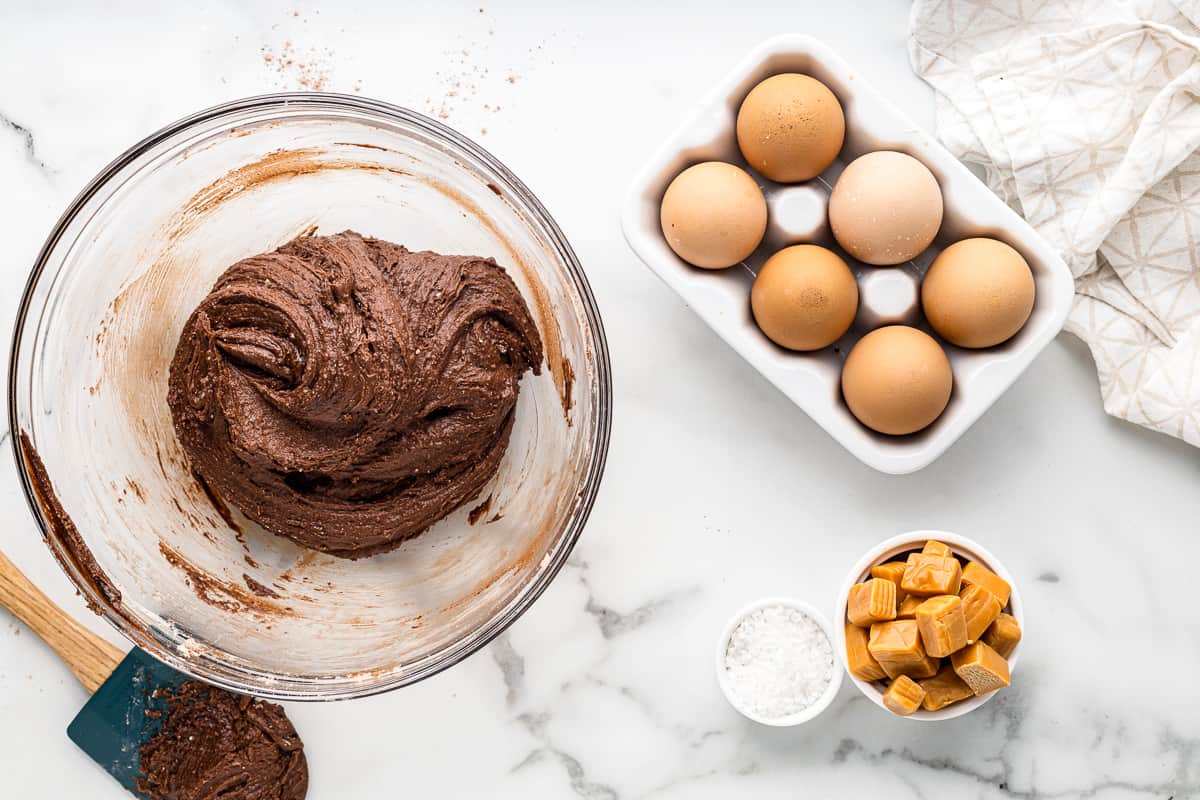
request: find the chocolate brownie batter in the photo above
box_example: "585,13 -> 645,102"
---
19,432 -> 122,614
137,681 -> 307,800
168,231 -> 542,558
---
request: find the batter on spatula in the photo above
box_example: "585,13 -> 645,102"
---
137,681 -> 307,800
167,231 -> 543,559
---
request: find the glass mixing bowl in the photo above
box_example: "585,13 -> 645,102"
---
9,93 -> 610,700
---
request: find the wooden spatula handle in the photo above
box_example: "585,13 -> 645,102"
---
0,550 -> 125,694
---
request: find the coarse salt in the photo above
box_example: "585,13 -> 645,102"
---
723,604 -> 834,719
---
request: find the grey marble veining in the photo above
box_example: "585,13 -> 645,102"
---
0,111 -> 51,175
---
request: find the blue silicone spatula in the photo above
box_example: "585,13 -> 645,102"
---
0,548 -> 189,798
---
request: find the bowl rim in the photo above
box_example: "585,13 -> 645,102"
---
7,92 -> 613,701
714,596 -> 843,726
833,529 -> 1023,721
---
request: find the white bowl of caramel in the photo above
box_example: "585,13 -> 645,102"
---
834,530 -> 1023,721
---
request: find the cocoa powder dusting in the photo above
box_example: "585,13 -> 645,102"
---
261,39 -> 331,91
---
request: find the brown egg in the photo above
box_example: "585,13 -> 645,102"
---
921,238 -> 1035,348
751,245 -> 858,351
660,162 -> 768,269
736,73 -> 845,183
829,151 -> 943,266
841,326 -> 952,435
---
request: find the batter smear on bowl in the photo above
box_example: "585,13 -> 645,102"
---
167,231 -> 543,558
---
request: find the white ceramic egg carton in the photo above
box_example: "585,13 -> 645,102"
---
620,35 -> 1074,474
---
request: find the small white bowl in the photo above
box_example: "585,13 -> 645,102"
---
834,530 -> 1024,721
715,596 -> 843,726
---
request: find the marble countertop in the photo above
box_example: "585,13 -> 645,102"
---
2,1 -> 1199,797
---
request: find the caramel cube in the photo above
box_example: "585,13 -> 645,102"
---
868,620 -> 939,679
919,665 -> 975,711
901,554 -> 962,596
915,595 -> 968,657
922,540 -> 952,557
982,612 -> 1022,658
847,578 -> 897,627
897,594 -> 923,619
845,623 -> 887,682
870,561 -> 909,601
900,653 -> 940,680
951,641 -> 1011,695
882,675 -> 926,716
961,561 -> 1011,607
868,620 -> 920,662
960,584 -> 1002,644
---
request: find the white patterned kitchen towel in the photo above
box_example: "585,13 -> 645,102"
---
910,0 -> 1200,446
